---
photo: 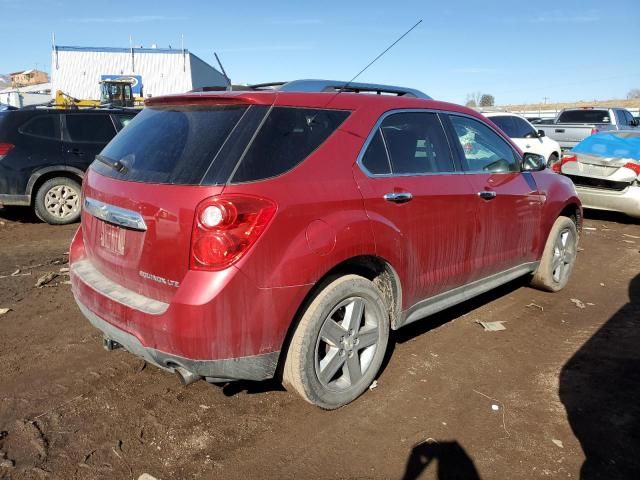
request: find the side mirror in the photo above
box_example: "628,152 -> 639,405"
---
522,153 -> 546,172
537,129 -> 546,137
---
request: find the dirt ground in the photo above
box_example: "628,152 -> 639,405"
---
0,206 -> 638,480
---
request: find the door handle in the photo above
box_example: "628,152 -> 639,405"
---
383,192 -> 413,204
477,191 -> 497,200
67,148 -> 85,156
555,129 -> 565,133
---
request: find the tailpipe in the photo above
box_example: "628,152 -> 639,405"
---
174,366 -> 202,386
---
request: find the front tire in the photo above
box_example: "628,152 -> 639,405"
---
34,177 -> 81,225
283,275 -> 390,409
531,216 -> 578,292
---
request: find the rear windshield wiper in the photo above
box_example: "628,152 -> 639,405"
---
95,154 -> 128,174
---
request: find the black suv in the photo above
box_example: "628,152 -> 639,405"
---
0,107 -> 137,224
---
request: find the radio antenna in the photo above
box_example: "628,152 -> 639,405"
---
323,18 -> 422,107
214,52 -> 232,91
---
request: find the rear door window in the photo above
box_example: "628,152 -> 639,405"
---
230,107 -> 349,183
448,115 -> 519,173
20,115 -> 61,140
361,129 -> 392,174
65,114 -> 117,143
361,112 -> 456,175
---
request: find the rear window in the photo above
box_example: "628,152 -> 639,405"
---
20,115 -> 60,140
93,104 -> 349,185
230,107 -> 349,183
557,110 -> 611,124
93,105 -> 248,184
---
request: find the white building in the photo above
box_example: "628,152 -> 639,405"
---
50,45 -> 227,100
0,82 -> 51,107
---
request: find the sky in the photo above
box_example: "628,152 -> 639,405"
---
1,0 -> 639,105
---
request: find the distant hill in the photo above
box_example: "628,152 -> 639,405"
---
501,99 -> 640,111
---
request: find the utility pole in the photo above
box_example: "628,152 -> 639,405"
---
543,96 -> 550,105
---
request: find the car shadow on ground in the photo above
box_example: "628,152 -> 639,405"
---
559,272 -> 640,479
380,276 -> 530,374
401,439 -> 481,480
0,206 -> 40,224
583,209 -> 639,225
218,277 -> 531,399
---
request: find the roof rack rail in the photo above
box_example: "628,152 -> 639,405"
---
247,79 -> 431,99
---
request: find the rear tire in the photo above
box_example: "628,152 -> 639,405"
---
34,177 -> 82,225
547,153 -> 559,168
531,216 -> 578,292
283,275 -> 390,409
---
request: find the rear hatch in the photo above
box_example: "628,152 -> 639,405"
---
80,95 -> 351,303
81,100 -> 271,303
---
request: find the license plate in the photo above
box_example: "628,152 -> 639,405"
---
99,222 -> 125,256
577,163 -> 617,177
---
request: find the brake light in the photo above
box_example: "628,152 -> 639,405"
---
623,162 -> 640,176
552,154 -> 577,173
0,143 -> 15,157
590,128 -> 599,135
190,195 -> 277,271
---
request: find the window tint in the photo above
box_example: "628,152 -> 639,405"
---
20,115 -> 60,139
623,110 -> 635,126
378,112 -> 455,174
511,117 -> 538,138
449,115 -> 519,173
489,116 -> 517,137
66,114 -> 116,143
231,107 -> 349,183
557,109 -> 611,124
94,105 -> 248,184
361,129 -> 391,174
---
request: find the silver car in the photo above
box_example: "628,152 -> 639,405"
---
556,131 -> 640,218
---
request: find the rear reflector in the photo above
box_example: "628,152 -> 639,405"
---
552,154 -> 577,173
0,143 -> 15,156
590,128 -> 599,135
190,195 -> 277,271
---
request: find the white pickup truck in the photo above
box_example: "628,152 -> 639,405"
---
536,107 -> 638,151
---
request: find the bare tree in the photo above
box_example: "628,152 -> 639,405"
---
465,91 -> 482,108
627,88 -> 640,100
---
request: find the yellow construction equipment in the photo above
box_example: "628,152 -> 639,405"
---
54,79 -> 141,108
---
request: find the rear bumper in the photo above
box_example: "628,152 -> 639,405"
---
69,227 -> 310,382
76,299 -> 279,381
575,184 -> 640,218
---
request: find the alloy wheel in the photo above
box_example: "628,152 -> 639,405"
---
314,296 -> 381,391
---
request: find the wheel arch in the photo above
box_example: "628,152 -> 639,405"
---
559,201 -> 583,233
27,166 -> 84,204
275,254 -> 403,378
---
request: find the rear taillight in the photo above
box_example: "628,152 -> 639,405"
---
590,128 -> 599,135
0,143 -> 15,157
190,195 -> 277,271
623,162 -> 640,176
552,154 -> 577,173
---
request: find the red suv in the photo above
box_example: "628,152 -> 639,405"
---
70,80 -> 581,409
